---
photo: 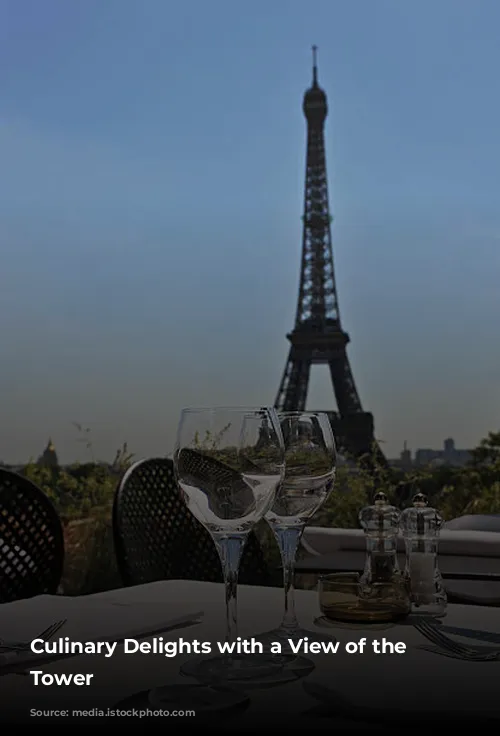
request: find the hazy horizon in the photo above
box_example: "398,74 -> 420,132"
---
1,0 -> 499,465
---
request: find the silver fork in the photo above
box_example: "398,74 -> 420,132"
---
0,619 -> 67,652
413,618 -> 500,661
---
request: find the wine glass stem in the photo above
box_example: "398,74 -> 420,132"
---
213,533 -> 246,646
274,526 -> 303,632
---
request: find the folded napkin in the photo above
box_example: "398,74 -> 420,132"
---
302,526 -> 500,557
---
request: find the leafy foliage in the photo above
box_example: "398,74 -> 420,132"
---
315,434 -> 500,528
14,431 -> 135,596
22,441 -> 134,521
8,427 -> 500,595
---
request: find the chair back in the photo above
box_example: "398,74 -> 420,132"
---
0,468 -> 64,603
113,457 -> 271,587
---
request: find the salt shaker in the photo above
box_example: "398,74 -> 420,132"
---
359,491 -> 401,585
400,492 -> 447,616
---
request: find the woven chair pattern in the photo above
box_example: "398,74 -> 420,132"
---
113,457 -> 271,587
0,468 -> 64,603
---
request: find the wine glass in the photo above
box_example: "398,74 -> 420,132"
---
256,411 -> 337,672
173,406 -> 286,685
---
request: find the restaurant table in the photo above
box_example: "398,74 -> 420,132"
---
0,580 -> 498,728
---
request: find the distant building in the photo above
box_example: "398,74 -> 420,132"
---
387,440 -> 413,470
399,440 -> 412,469
37,438 -> 59,468
414,438 -> 471,467
388,438 -> 472,469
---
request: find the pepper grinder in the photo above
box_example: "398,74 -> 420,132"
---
359,491 -> 401,585
400,492 -> 447,617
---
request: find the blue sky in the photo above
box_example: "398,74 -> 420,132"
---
1,0 -> 499,463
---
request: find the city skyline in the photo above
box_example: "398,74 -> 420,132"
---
1,433 -> 472,469
1,0 -> 500,464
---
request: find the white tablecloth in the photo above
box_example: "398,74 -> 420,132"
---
0,581 -> 498,724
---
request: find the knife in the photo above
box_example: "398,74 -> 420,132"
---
440,625 -> 500,645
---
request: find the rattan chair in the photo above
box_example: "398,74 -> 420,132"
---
0,468 -> 65,603
113,457 -> 272,587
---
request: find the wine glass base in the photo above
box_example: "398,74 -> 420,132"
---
257,652 -> 316,677
253,626 -> 337,676
180,653 -> 300,688
148,683 -> 250,715
257,625 -> 337,650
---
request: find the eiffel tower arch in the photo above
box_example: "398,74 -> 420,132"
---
275,48 -> 384,463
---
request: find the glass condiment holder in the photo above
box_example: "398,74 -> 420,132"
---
325,491 -> 410,624
399,492 -> 447,617
359,491 -> 401,585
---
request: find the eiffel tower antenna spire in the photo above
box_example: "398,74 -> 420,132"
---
312,45 -> 318,85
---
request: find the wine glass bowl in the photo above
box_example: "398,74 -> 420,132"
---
256,412 -> 337,673
266,414 -> 336,526
175,408 -> 285,533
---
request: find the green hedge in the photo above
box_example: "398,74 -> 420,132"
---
15,431 -> 500,595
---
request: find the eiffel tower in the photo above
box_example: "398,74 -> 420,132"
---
275,48 -> 382,462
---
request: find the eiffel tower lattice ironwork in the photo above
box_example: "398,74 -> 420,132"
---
275,48 -> 382,461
